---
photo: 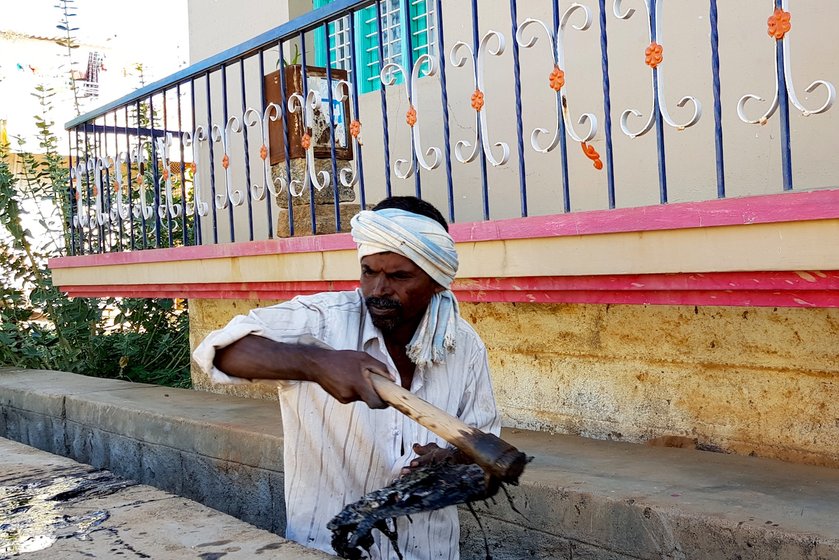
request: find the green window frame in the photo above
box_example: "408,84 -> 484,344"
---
313,0 -> 435,94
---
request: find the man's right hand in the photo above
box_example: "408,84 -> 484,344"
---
309,348 -> 391,409
213,335 -> 392,409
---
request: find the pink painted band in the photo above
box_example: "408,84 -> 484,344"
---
50,188 -> 839,270
56,270 -> 839,308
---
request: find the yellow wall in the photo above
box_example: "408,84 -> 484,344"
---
190,297 -> 839,469
50,218 -> 839,287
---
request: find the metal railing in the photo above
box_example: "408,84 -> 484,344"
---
64,0 -> 837,255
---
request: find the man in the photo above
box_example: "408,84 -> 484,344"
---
193,196 -> 500,560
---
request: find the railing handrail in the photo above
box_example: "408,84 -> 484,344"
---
64,0 -> 376,130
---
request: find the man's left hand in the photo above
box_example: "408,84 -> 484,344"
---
401,442 -> 465,475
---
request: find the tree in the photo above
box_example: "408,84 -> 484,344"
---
55,0 -> 81,116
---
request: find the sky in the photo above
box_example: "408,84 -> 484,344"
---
2,0 -> 189,77
1,0 -> 189,150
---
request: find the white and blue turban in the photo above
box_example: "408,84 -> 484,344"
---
350,208 -> 460,368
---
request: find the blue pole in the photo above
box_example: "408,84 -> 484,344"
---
300,31 -> 318,234
598,0 -> 616,209
324,21 -> 343,231
510,0 -> 528,217
258,50 -> 275,239
434,0 -> 455,222
205,75 -> 219,244
775,0 -> 793,190
401,0 -> 421,197
650,0 -> 668,204
277,40 -> 296,237
239,58 -> 255,241
471,0 -> 490,219
709,0 -> 725,198
375,0 -> 393,197
220,65 -> 236,241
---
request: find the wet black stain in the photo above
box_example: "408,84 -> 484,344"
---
255,542 -> 286,554
0,466 -> 137,556
197,539 -> 234,547
198,553 -> 228,560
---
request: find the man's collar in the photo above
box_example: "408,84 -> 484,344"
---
359,295 -> 380,348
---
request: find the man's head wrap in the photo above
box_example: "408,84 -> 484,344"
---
350,208 -> 460,368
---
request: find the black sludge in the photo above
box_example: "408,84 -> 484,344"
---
327,462 -> 493,560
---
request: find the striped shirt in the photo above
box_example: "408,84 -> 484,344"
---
193,289 -> 500,560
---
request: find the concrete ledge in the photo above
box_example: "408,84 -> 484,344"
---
2,368 -> 838,559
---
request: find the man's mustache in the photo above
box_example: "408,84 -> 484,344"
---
365,296 -> 401,310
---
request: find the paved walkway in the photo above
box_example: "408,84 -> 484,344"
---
0,437 -> 330,560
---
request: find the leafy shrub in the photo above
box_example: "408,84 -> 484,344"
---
0,85 -> 190,388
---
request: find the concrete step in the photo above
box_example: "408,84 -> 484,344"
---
1,367 -> 838,560
0,436 -> 330,559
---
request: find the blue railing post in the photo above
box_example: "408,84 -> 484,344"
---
402,0 -> 421,198
433,0 -> 455,222
220,65 -> 236,242
67,134 -> 77,256
239,57 -> 256,241
650,0 -> 668,204
774,0 -> 793,191
299,30 -> 319,235
205,74 -> 220,245
324,20 -> 343,232
375,0 -> 394,198
347,9 -> 368,211
709,0 -> 726,199
598,0 -> 616,209
176,83 -> 189,245
258,51 -> 275,239
470,0 -> 490,220
277,40 -> 296,237
510,0 -> 529,218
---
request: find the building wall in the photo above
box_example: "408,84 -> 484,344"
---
183,0 -> 839,231
166,0 -> 839,470
190,297 -> 839,468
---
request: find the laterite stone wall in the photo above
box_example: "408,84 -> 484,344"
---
190,298 -> 839,468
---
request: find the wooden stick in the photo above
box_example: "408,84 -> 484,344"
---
370,376 -> 528,483
297,335 -> 529,482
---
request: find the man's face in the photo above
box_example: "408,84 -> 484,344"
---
360,252 -> 442,333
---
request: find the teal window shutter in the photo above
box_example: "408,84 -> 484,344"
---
313,0 -> 329,68
310,0 -> 433,94
356,5 -> 380,94
408,0 -> 432,76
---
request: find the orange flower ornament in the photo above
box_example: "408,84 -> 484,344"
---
549,66 -> 565,91
767,7 -> 791,40
645,42 -> 663,69
471,89 -> 485,112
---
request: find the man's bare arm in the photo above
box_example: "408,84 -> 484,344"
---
213,334 -> 390,408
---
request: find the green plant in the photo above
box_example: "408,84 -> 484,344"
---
55,0 -> 81,116
0,84 -> 191,388
278,44 -> 302,69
